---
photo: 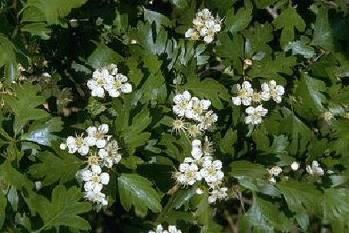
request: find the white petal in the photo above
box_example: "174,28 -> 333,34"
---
98,124 -> 109,133
232,97 -> 242,106
78,146 -> 89,156
121,83 -> 132,93
108,88 -> 121,97
91,164 -> 102,174
203,35 -> 214,43
85,136 -> 96,146
100,173 -> 110,185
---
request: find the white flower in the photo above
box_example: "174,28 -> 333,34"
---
176,162 -> 202,186
87,68 -> 110,97
186,123 -> 203,138
35,181 -> 42,191
172,91 -> 193,118
149,225 -> 182,233
268,166 -> 282,176
306,160 -> 324,176
185,8 -> 221,44
322,111 -> 334,122
245,105 -> 268,125
84,190 -> 108,206
261,80 -> 284,103
185,28 -> 199,40
88,64 -> 132,98
149,225 -> 164,233
80,165 -> 110,193
59,143 -> 67,150
208,186 -> 228,204
98,140 -> 122,168
267,166 -> 282,184
191,139 -> 203,160
190,97 -> 211,121
105,74 -> 132,97
196,187 -> 204,194
172,118 -> 187,134
232,81 -> 254,106
291,161 -> 300,171
168,225 -> 182,233
200,159 -> 224,184
66,135 -> 89,156
198,110 -> 218,130
85,124 -> 109,148
203,34 -> 214,44
269,176 -> 276,183
149,224 -> 182,233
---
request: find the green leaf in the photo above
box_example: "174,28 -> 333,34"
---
114,103 -> 152,154
322,188 -> 349,222
87,43 -> 123,69
284,40 -> 316,59
0,33 -> 17,81
331,120 -> 349,156
30,185 -> 91,231
243,23 -> 273,56
21,117 -> 63,146
225,3 -> 253,34
158,133 -> 192,162
242,197 -> 292,232
169,0 -> 189,8
139,55 -> 168,104
0,195 -> 7,229
171,187 -> 197,210
22,0 -> 87,25
183,78 -> 229,109
4,83 -> 49,133
311,7 -> 335,51
0,162 -> 32,190
29,151 -> 83,186
216,32 -> 244,69
293,72 -> 327,119
253,0 -> 278,8
87,98 -> 107,117
144,8 -> 172,32
118,174 -> 162,217
194,193 -> 223,233
273,7 -> 306,47
277,180 -> 321,213
21,23 -> 51,40
219,128 -> 237,155
230,161 -> 267,178
129,22 -> 168,56
126,57 -> 144,87
278,108 -> 313,156
248,53 -> 296,81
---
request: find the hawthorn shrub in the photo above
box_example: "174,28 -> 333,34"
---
1,0 -> 349,232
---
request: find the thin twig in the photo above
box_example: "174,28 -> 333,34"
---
224,210 -> 237,233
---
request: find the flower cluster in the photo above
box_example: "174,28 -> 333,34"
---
172,91 -> 218,138
175,138 -> 228,204
267,166 -> 283,183
231,80 -> 285,125
267,160 -> 327,184
185,8 -> 221,44
148,224 -> 182,233
306,160 -> 325,176
61,124 -> 122,207
87,64 -> 132,98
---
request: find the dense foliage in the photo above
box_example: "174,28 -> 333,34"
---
1,0 -> 349,232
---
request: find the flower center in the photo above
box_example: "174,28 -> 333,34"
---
113,80 -> 122,89
76,136 -> 85,147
